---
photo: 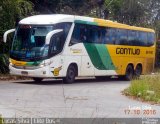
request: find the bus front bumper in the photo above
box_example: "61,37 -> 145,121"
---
9,65 -> 53,78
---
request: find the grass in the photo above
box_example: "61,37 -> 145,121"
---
0,116 -> 4,124
124,73 -> 160,104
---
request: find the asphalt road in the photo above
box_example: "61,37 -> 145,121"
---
0,78 -> 160,118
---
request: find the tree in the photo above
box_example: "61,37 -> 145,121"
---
29,0 -> 97,16
0,0 -> 34,74
104,0 -> 123,20
104,0 -> 147,25
0,0 -> 34,51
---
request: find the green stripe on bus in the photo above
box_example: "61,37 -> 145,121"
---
84,43 -> 115,70
75,20 -> 98,26
26,61 -> 42,66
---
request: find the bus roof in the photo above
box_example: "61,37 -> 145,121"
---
19,14 -> 74,25
19,14 -> 155,33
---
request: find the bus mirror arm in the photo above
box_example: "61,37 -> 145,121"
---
3,29 -> 15,43
45,29 -> 63,44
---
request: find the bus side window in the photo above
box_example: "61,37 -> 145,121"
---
139,32 -> 148,46
70,24 -> 81,45
101,28 -> 115,44
88,26 -> 94,43
147,32 -> 155,46
50,31 -> 65,55
101,28 -> 107,44
128,30 -> 139,46
135,31 -> 140,46
80,25 -> 88,43
70,23 -> 88,45
128,30 -> 136,46
103,28 -> 110,44
55,23 -> 71,37
110,28 -> 117,44
115,29 -> 120,45
88,25 -> 101,44
116,29 -> 128,45
121,29 -> 128,45
96,27 -> 102,43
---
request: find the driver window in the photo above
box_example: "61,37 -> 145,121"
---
50,32 -> 65,55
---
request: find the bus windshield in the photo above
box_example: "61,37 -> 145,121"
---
11,23 -> 71,61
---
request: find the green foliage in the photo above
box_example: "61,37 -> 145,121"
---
0,0 -> 34,36
124,74 -> 160,103
0,115 -> 4,124
0,0 -> 34,74
104,0 -> 147,25
0,54 -> 9,74
30,0 -> 92,15
16,0 -> 33,16
105,0 -> 123,19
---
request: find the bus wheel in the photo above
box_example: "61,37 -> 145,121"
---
33,78 -> 43,82
134,65 -> 142,78
63,65 -> 76,84
125,65 -> 134,81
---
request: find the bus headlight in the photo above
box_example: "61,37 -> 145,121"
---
9,59 -> 13,66
39,62 -> 45,67
10,62 -> 13,66
39,61 -> 51,67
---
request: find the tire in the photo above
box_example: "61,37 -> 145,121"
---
124,65 -> 134,81
33,78 -> 43,82
63,65 -> 76,84
134,65 -> 142,78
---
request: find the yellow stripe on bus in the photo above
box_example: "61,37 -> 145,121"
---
94,18 -> 155,32
10,59 -> 27,66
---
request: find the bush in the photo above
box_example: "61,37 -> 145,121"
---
0,54 -> 9,74
124,73 -> 160,103
0,115 -> 4,124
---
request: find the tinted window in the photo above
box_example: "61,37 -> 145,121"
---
138,32 -> 148,46
110,28 -> 117,44
116,29 -> 128,45
50,31 -> 65,56
79,25 -> 88,42
71,23 -> 155,47
128,30 -> 135,44
88,26 -> 101,43
49,23 -> 71,56
147,33 -> 155,46
128,30 -> 140,46
70,24 -> 81,44
55,23 -> 72,38
101,28 -> 116,44
71,24 -> 88,45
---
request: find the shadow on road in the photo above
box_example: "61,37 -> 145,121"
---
12,77 -> 129,85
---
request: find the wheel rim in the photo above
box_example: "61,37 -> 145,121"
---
68,69 -> 75,81
126,67 -> 133,79
135,66 -> 142,76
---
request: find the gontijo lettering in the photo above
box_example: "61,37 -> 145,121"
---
116,48 -> 140,55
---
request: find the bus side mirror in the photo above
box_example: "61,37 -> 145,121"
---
45,29 -> 63,44
3,29 -> 15,43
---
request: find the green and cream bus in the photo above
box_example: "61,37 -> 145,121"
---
3,14 -> 156,83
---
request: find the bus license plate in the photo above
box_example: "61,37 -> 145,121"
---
21,71 -> 28,75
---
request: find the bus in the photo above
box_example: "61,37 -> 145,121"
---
3,14 -> 156,83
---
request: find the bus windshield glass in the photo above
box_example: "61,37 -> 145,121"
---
11,23 -> 71,61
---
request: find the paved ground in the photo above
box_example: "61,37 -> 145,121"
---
0,78 -> 160,118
